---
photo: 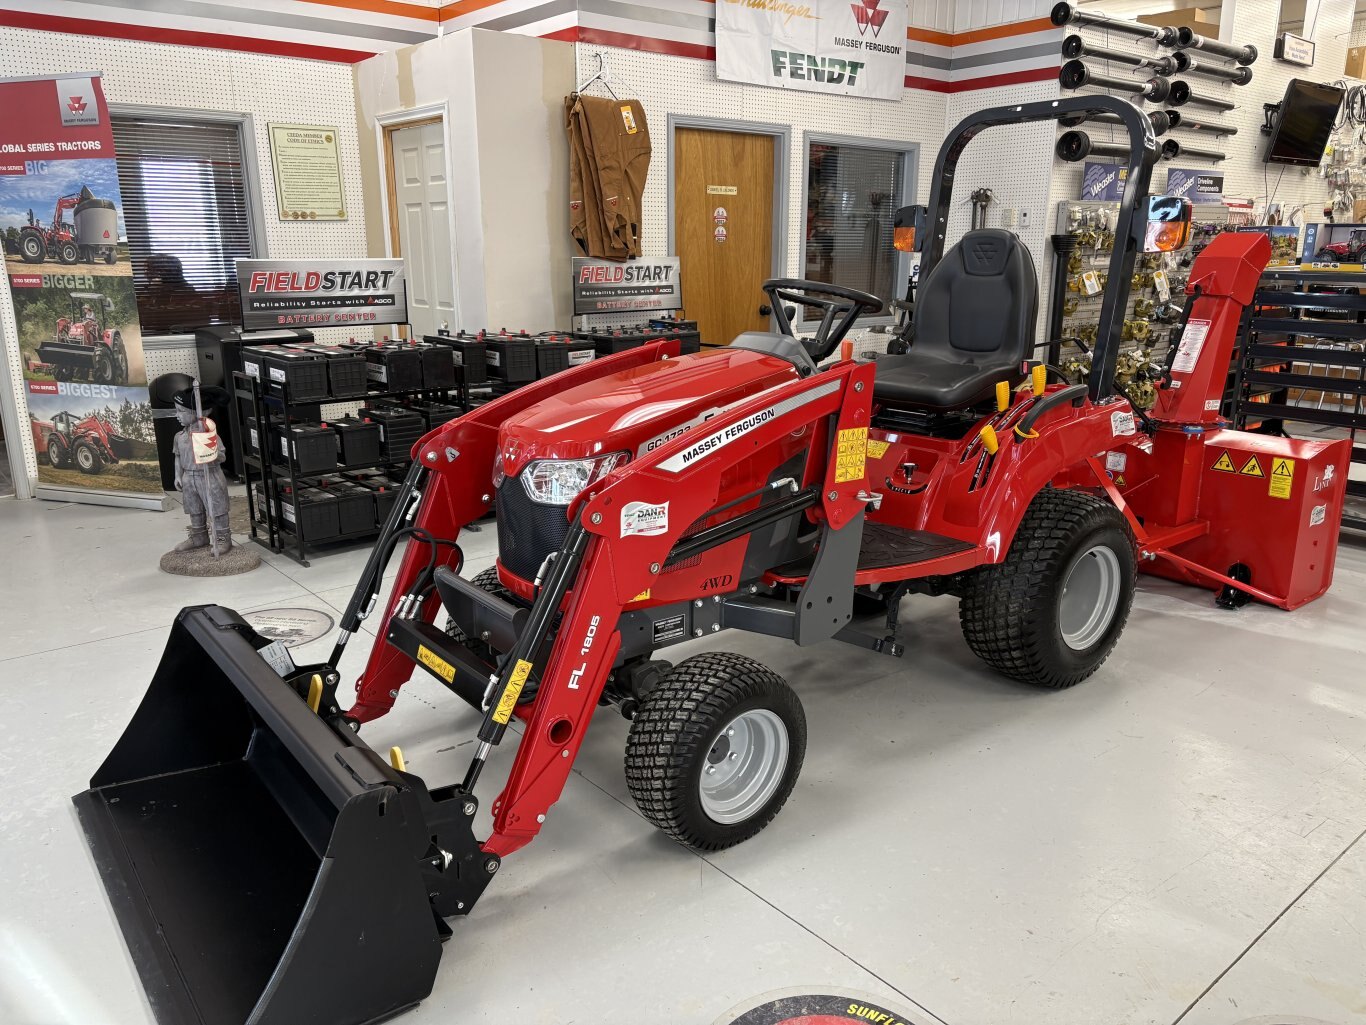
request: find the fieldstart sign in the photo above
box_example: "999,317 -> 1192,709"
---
236,258 -> 407,329
716,0 -> 909,102
572,256 -> 682,315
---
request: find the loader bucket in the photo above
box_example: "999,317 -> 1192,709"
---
73,605 -> 450,1025
107,432 -> 134,459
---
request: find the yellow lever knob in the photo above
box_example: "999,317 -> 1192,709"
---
1031,364 -> 1047,397
389,746 -> 406,773
979,424 -> 999,455
306,674 -> 323,714
995,381 -> 1010,412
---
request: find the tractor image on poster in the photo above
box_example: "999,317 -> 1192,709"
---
11,185 -> 119,265
34,292 -> 129,385
30,409 -> 132,475
1314,227 -> 1366,263
73,96 -> 1353,1025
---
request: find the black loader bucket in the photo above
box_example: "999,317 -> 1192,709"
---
73,605 -> 490,1025
107,432 -> 135,460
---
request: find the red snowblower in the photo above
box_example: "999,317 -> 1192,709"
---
75,97 -> 1350,1025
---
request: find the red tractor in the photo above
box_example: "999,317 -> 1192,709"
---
1314,227 -> 1366,263
14,185 -> 118,265
34,292 -> 128,384
30,409 -> 130,474
75,98 -> 1353,1025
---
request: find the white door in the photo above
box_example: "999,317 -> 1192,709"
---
390,120 -> 455,339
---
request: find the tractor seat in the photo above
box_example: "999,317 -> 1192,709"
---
874,229 -> 1037,411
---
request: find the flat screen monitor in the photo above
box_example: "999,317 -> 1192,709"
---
1265,79 -> 1344,166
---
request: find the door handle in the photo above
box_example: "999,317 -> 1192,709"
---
758,304 -> 773,316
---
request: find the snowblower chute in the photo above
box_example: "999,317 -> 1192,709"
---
73,605 -> 493,1025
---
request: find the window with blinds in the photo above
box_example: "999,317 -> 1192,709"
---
804,142 -> 908,310
111,114 -> 256,335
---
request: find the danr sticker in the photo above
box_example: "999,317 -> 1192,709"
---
416,644 -> 456,683
1110,410 -> 1136,436
834,426 -> 868,483
866,438 -> 890,459
621,500 -> 669,537
492,659 -> 534,724
1269,456 -> 1295,499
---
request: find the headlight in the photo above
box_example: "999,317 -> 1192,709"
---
521,452 -> 628,505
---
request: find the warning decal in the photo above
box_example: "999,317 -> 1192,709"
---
1269,457 -> 1295,499
866,438 -> 890,459
417,644 -> 456,684
834,426 -> 868,483
1211,451 -> 1237,473
492,659 -> 534,724
1238,455 -> 1264,478
1114,474 -> 1127,487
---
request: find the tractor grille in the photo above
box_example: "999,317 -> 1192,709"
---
495,478 -> 570,582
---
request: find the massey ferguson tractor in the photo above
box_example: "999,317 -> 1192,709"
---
34,291 -> 129,384
1314,227 -> 1366,264
75,97 -> 1350,1025
31,409 -> 131,474
14,185 -> 118,264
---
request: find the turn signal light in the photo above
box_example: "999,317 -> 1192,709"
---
893,226 -> 917,252
1147,220 -> 1191,253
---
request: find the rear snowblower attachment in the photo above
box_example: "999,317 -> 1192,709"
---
73,605 -> 493,1025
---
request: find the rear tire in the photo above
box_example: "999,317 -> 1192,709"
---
959,488 -> 1135,689
626,652 -> 805,852
19,231 -> 44,263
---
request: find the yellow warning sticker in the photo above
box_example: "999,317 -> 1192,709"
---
1238,455 -> 1264,478
834,426 -> 868,483
1114,474 -> 1127,487
630,588 -> 652,602
1211,451 -> 1237,474
492,659 -> 534,725
416,644 -> 456,684
866,438 -> 890,459
1269,457 -> 1295,499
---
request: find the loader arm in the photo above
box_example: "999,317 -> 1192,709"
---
347,341 -> 680,723
479,360 -> 875,855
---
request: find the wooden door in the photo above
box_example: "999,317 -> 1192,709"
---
385,119 -> 456,339
674,128 -> 775,346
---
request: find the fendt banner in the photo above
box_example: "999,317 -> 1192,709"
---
235,258 -> 407,330
716,0 -> 909,102
0,72 -> 159,505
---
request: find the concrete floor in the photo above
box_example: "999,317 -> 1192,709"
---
1,496 -> 1365,1025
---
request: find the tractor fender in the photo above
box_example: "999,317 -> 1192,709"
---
959,399 -> 1136,564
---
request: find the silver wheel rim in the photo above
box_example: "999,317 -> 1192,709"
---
77,447 -> 95,470
698,709 -> 789,824
1059,544 -> 1122,651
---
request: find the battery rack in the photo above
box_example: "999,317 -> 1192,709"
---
1230,268 -> 1366,531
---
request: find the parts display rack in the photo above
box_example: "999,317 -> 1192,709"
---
233,371 -> 440,565
1231,268 -> 1366,531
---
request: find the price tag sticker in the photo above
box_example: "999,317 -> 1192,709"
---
1081,271 -> 1102,296
1153,269 -> 1171,301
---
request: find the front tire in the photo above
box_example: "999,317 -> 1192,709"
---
58,241 -> 79,265
92,347 -> 114,384
74,441 -> 102,474
47,437 -> 68,469
959,488 -> 1135,689
626,652 -> 805,851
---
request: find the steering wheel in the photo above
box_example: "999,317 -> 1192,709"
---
762,279 -> 884,362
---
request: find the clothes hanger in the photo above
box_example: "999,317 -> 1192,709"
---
575,52 -> 619,100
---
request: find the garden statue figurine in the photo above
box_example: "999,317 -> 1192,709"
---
172,383 -> 232,557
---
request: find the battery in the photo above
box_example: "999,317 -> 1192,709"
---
276,422 -> 338,476
293,346 -> 369,399
648,316 -> 699,334
350,474 -> 399,526
415,341 -> 457,390
534,337 -> 570,378
407,399 -> 462,432
315,479 -> 375,535
360,404 -> 425,462
364,343 -> 424,392
424,333 -> 488,386
331,415 -> 383,466
247,346 -> 332,402
276,484 -> 340,542
483,330 -> 537,383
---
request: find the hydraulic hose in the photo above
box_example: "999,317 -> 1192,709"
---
1172,51 -> 1253,85
1168,80 -> 1236,112
1176,26 -> 1257,65
1062,34 -> 1177,75
1163,110 -> 1238,135
1051,1 -> 1177,45
1060,60 -> 1171,102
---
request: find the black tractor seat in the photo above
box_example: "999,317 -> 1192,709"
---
874,229 -> 1038,411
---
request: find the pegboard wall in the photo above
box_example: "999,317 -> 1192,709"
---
0,24 -> 368,494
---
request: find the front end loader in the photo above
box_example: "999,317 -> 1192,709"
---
75,96 -> 1350,1025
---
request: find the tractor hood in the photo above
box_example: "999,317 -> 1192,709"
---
497,347 -> 797,477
